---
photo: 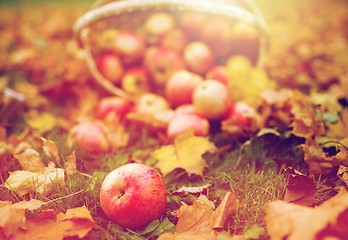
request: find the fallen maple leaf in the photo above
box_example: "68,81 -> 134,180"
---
42,137 -> 61,163
327,108 -> 348,139
158,192 -> 239,240
13,147 -> 46,171
0,203 -> 95,240
0,199 -> 44,239
2,167 -> 65,196
152,132 -> 216,176
264,188 -> 348,240
283,167 -> 317,206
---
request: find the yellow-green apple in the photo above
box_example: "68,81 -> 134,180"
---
121,66 -> 151,96
230,22 -> 260,65
67,122 -> 109,155
180,12 -> 208,40
159,29 -> 188,53
143,12 -> 174,44
225,101 -> 257,127
167,113 -> 210,140
199,17 -> 234,57
165,70 -> 203,107
97,96 -> 132,120
193,79 -> 230,120
183,41 -> 215,75
97,29 -> 119,51
206,65 -> 229,85
97,53 -> 124,84
112,30 -> 145,66
144,47 -> 186,87
134,93 -> 170,115
100,163 -> 167,229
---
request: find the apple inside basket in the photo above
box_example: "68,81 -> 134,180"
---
73,0 -> 269,102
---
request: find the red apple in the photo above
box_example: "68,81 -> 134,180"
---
165,70 -> 203,107
134,93 -> 170,115
97,53 -> 124,84
225,101 -> 257,127
199,17 -> 234,57
180,12 -> 209,40
112,30 -> 146,65
206,66 -> 229,85
167,113 -> 210,140
183,41 -> 215,75
97,96 -> 132,120
174,104 -> 196,116
192,79 -> 230,120
100,163 -> 167,229
121,66 -> 151,95
144,47 -> 186,87
67,122 -> 109,155
230,22 -> 260,65
159,29 -> 189,53
144,12 -> 175,44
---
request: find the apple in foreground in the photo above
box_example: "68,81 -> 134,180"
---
165,70 -> 203,107
67,122 -> 109,155
100,163 -> 167,229
97,96 -> 132,120
193,79 -> 230,120
167,113 -> 210,140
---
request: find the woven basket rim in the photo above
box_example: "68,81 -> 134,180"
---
74,0 -> 270,38
73,0 -> 270,101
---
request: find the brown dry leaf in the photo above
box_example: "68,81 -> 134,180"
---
0,199 -> 44,239
158,192 -> 239,240
3,205 -> 95,240
42,137 -> 61,163
302,138 -> 348,175
152,132 -> 216,176
290,90 -> 325,139
283,167 -> 317,206
2,167 -> 65,196
264,188 -> 348,240
65,151 -> 77,175
13,147 -> 46,171
102,114 -> 130,151
327,108 -> 348,139
337,165 -> 348,187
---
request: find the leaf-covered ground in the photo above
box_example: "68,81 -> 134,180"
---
1,0 -> 348,239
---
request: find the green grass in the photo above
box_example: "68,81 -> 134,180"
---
0,126 -> 336,239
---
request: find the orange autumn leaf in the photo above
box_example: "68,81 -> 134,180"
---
158,192 -> 239,240
327,108 -> 348,139
65,151 -> 77,175
264,188 -> 348,240
0,199 -> 44,239
1,204 -> 95,240
42,137 -> 61,163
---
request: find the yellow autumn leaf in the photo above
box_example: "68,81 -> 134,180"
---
2,167 -> 65,196
152,132 -> 216,176
25,110 -> 57,134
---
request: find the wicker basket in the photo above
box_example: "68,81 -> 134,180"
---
73,0 -> 270,101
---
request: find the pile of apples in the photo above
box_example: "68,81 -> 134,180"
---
69,12 -> 261,156
69,12 -> 264,230
92,12 -> 260,138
